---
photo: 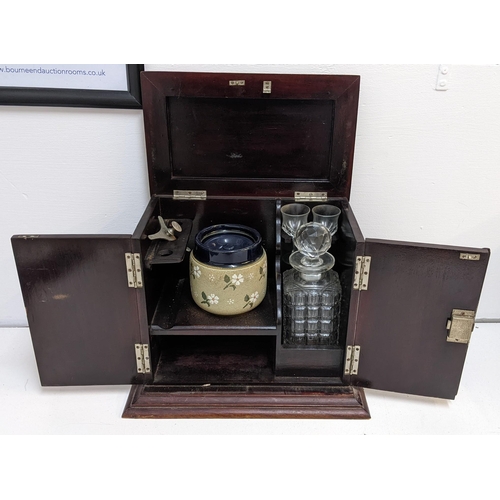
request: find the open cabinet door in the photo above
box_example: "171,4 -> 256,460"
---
12,235 -> 149,386
347,239 -> 489,399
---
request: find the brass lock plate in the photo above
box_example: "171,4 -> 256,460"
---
446,309 -> 475,344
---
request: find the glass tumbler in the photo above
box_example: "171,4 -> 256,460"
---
312,205 -> 341,236
280,203 -> 310,238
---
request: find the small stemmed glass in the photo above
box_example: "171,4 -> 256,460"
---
281,203 -> 341,242
312,205 -> 341,238
280,203 -> 310,263
280,203 -> 310,240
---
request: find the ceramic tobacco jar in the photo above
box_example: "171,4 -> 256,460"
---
189,224 -> 267,315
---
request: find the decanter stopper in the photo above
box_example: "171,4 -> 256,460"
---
289,222 -> 334,281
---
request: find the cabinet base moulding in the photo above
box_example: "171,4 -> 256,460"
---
122,384 -> 371,419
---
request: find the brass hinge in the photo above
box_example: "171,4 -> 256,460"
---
344,345 -> 361,376
353,256 -> 371,291
173,190 -> 207,200
125,253 -> 143,288
446,309 -> 476,344
294,192 -> 328,202
135,344 -> 151,374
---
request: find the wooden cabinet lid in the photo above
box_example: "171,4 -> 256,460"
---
141,72 -> 360,199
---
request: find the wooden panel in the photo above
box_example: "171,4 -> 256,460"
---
338,199 -> 365,375
168,97 -> 334,180
152,336 -> 275,384
352,239 -> 490,399
11,235 -> 148,386
122,383 -> 370,419
143,71 -> 361,100
140,72 -> 360,198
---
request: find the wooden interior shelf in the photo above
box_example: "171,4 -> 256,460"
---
152,336 -> 276,384
150,276 -> 278,334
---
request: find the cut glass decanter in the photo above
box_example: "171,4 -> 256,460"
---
283,222 -> 341,346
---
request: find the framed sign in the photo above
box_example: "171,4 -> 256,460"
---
0,64 -> 144,108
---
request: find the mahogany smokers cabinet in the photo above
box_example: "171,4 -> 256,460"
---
11,72 -> 490,419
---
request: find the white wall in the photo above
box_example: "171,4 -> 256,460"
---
1,64 -> 499,326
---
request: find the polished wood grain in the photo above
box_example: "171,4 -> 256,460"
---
168,97 -> 334,180
11,235 -> 150,386
140,72 -> 360,199
11,70 -> 490,420
122,383 -> 370,419
351,239 -> 490,399
152,335 -> 276,384
339,198 -> 365,385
